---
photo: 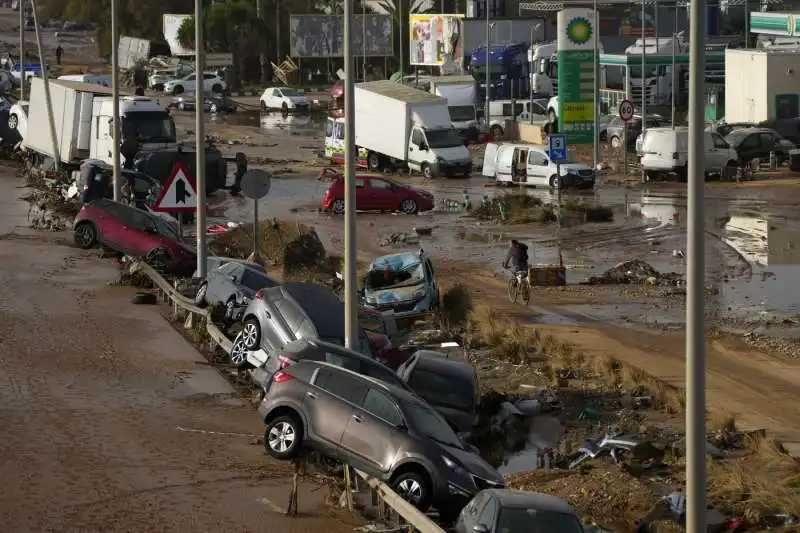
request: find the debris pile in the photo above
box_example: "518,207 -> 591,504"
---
379,232 -> 420,247
587,260 -> 682,286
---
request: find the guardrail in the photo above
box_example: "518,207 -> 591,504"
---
134,260 -> 446,533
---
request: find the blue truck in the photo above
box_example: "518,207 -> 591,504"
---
468,42 -> 530,102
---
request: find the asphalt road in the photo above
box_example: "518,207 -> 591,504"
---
0,169 -> 361,531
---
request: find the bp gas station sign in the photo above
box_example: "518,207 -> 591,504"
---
557,8 -> 598,144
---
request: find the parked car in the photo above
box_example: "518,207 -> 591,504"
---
260,87 -> 310,113
258,360 -> 504,513
193,256 -> 264,278
8,100 -> 28,137
361,250 -> 440,319
207,94 -> 237,113
759,118 -> 800,145
249,338 -> 408,399
455,489 -> 584,533
396,350 -> 479,435
171,96 -> 211,112
240,282 -> 374,357
639,127 -> 739,182
163,72 -> 226,95
482,142 -> 596,189
75,160 -> 162,209
725,127 -> 797,165
606,114 -> 670,149
73,199 -> 196,274
707,120 -> 754,138
195,261 -> 279,320
321,172 -> 435,215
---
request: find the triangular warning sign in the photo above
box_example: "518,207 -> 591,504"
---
153,162 -> 198,212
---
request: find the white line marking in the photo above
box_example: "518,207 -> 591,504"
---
257,497 -> 286,514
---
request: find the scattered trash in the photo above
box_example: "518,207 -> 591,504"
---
587,260 -> 682,286
413,226 -> 433,236
131,292 -> 158,305
378,232 -> 420,247
207,221 -> 242,236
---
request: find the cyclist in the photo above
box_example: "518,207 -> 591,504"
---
502,239 -> 529,274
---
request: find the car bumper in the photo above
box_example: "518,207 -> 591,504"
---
434,161 -> 472,178
562,174 -> 595,189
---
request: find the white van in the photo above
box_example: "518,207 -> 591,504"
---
482,142 -> 596,189
639,127 -> 739,181
58,74 -> 111,87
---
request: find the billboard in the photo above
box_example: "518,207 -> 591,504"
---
163,14 -> 193,56
556,9 -> 597,144
289,15 -> 393,58
409,14 -> 465,67
118,36 -> 151,70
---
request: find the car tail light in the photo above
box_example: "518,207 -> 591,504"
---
672,152 -> 679,160
254,289 -> 265,300
273,370 -> 293,383
277,354 -> 293,369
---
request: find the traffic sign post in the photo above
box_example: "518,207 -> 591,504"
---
152,161 -> 200,240
547,134 -> 567,269
240,169 -> 272,265
618,99 -> 635,176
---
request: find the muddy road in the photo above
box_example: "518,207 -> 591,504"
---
0,171 -> 359,532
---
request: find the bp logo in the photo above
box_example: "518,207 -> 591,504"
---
565,17 -> 592,46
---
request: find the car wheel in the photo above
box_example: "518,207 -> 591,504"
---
610,136 -> 621,149
260,100 -> 267,110
400,198 -> 418,214
194,282 -> 208,306
548,109 -> 557,123
331,198 -> 345,215
368,151 -> 382,171
212,83 -> 222,93
281,102 -> 289,113
145,247 -> 172,271
391,470 -> 431,511
549,174 -> 559,189
421,163 -> 433,180
490,125 -> 503,137
172,85 -> 184,95
229,331 -> 251,368
8,113 -> 18,130
73,221 -> 97,249
264,415 -> 303,459
241,318 -> 261,350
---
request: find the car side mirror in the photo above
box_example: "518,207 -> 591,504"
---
473,525 -> 489,533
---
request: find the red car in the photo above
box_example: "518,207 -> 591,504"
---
320,171 -> 435,215
73,199 -> 196,274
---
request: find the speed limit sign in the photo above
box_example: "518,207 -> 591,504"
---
619,99 -> 635,122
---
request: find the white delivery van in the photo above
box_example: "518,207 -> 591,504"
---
482,142 -> 596,189
427,76 -> 478,141
639,127 -> 739,181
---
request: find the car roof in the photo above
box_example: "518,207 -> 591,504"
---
410,350 -> 476,379
279,283 -> 349,338
370,251 -> 424,270
291,337 -> 372,361
728,127 -> 772,135
486,489 -> 577,513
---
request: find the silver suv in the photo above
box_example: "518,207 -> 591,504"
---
239,283 -> 372,357
258,360 -> 504,514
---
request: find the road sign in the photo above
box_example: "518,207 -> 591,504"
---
619,99 -> 635,122
547,134 -> 568,162
241,169 -> 272,200
205,53 -> 234,68
153,162 -> 198,212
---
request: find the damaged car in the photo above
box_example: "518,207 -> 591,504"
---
195,261 -> 279,321
73,199 -> 196,275
455,489 -> 583,533
361,250 -> 440,319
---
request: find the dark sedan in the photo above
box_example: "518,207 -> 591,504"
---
725,127 -> 797,165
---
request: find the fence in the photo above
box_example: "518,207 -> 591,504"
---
134,261 -> 446,533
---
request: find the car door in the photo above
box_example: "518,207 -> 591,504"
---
407,128 -> 427,171
126,208 -> 162,256
304,367 -> 369,458
366,177 -> 395,210
202,73 -> 216,91
339,386 -> 404,475
94,202 -> 129,248
708,133 -> 730,171
526,149 -> 550,186
736,133 -> 760,161
272,89 -> 284,108
209,262 -> 242,305
354,177 -> 367,209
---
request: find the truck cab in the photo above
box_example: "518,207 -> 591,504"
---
528,41 -> 557,97
626,37 -> 680,106
406,125 -> 469,178
469,43 -> 530,103
90,97 -> 176,164
409,75 -> 478,142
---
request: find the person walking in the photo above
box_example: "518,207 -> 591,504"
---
55,44 -> 63,65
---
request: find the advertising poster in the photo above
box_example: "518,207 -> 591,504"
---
289,15 -> 393,58
556,8 -> 598,144
409,14 -> 464,69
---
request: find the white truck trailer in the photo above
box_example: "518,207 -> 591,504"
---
426,75 -> 479,142
23,78 -> 176,168
354,80 -> 472,178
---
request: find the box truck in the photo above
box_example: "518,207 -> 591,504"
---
353,80 -> 471,178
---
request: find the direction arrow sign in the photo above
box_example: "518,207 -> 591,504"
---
152,161 -> 198,212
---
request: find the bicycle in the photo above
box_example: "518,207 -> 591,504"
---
506,267 -> 531,305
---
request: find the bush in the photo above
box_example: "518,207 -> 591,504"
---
438,283 -> 473,332
471,193 -> 556,224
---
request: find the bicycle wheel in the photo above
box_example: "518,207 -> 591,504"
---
507,277 -> 518,303
520,281 -> 531,305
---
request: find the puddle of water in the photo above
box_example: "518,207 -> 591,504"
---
497,415 -> 563,476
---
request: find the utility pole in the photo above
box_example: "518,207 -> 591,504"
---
195,0 -> 208,278
593,0 -> 599,170
343,0 -> 358,350
276,0 -> 281,62
111,0 -> 121,201
257,0 -> 268,83
640,0 -> 647,183
398,0 -> 404,75
18,0 -> 24,98
485,19 -> 492,135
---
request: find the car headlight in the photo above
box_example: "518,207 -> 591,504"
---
442,456 -> 468,476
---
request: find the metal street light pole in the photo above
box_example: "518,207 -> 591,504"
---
640,0 -> 646,183
485,19 -> 493,134
593,0 -> 599,170
18,0 -> 24,98
111,0 -> 121,201
343,0 -> 358,350
686,0 -> 707,528
195,0 -> 208,278
672,2 -> 677,127
529,22 -> 540,125
398,0 -> 404,76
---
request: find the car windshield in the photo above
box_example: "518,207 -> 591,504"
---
152,215 -> 180,240
281,88 -> 303,97
122,112 -> 177,144
408,367 -> 475,411
239,268 -> 272,291
404,401 -> 464,449
449,105 -> 475,122
497,508 -> 584,533
425,128 -> 464,149
365,262 -> 425,290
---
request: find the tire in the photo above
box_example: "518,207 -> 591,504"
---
368,151 -> 382,171
400,198 -> 418,214
507,277 -> 518,303
281,102 -> 289,113
224,297 -> 237,321
391,470 -> 432,511
610,136 -> 621,149
8,113 -> 18,130
490,125 -> 503,137
549,174 -> 560,189
331,198 -> 345,215
520,282 -> 530,305
421,163 -> 433,180
73,221 -> 97,249
229,331 -> 251,368
194,282 -> 208,306
260,100 -> 267,110
241,318 -> 261,350
172,85 -> 184,95
212,83 -> 222,93
145,247 -> 172,271
548,110 -> 557,123
264,415 -> 303,460
131,292 -> 157,305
